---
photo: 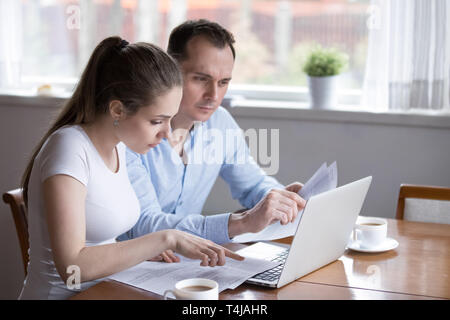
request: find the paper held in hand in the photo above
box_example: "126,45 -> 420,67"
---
232,162 -> 338,243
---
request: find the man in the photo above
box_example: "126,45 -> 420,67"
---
118,20 -> 305,258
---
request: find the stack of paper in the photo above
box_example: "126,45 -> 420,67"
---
108,256 -> 279,296
232,162 -> 338,243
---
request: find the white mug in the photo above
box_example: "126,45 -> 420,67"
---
353,217 -> 387,249
163,278 -> 219,300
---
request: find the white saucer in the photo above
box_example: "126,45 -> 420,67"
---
347,237 -> 399,253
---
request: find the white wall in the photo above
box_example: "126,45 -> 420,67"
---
1,96 -> 449,299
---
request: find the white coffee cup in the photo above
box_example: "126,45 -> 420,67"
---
353,217 -> 388,249
163,278 -> 219,300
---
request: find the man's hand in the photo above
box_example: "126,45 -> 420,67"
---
285,181 -> 304,194
229,189 -> 306,237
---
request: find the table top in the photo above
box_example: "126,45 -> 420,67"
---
70,218 -> 450,300
299,218 -> 450,299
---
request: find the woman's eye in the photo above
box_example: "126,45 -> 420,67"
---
150,120 -> 162,125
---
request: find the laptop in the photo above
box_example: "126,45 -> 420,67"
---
238,176 -> 372,288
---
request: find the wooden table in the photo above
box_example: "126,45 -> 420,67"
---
71,218 -> 449,300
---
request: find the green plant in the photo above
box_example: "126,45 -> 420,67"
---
302,45 -> 349,77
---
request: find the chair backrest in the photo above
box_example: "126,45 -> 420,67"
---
2,188 -> 29,275
396,184 -> 450,224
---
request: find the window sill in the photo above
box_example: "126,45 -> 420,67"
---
0,91 -> 69,109
1,92 -> 449,130
226,99 -> 450,129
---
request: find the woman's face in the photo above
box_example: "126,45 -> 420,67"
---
117,86 -> 182,154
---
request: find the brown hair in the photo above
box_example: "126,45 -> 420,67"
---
21,36 -> 182,205
167,19 -> 236,62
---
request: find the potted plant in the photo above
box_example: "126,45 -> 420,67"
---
303,45 -> 349,109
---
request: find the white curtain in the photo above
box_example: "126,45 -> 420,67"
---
362,0 -> 450,111
0,0 -> 22,89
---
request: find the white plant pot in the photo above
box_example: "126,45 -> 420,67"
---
307,75 -> 338,109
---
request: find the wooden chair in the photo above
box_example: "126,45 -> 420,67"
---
396,184 -> 450,224
2,188 -> 29,275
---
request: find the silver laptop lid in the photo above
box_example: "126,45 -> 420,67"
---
277,176 -> 372,288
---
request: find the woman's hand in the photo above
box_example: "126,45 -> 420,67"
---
148,249 -> 180,263
166,230 -> 244,267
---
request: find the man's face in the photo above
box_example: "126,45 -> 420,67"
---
178,36 -> 234,123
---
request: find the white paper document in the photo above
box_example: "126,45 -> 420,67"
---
232,162 -> 338,243
108,256 -> 279,296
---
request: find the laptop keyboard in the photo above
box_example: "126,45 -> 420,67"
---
252,249 -> 289,282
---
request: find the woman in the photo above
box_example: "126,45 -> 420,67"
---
19,36 -> 243,299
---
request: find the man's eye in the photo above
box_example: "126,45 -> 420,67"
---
194,76 -> 207,81
150,121 -> 162,125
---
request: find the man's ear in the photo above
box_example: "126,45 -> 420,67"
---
109,100 -> 125,121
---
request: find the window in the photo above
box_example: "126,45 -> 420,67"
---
0,0 -> 370,106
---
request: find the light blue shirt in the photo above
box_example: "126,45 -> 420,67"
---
118,107 -> 283,244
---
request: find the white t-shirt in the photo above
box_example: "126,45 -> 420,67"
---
19,125 -> 140,300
